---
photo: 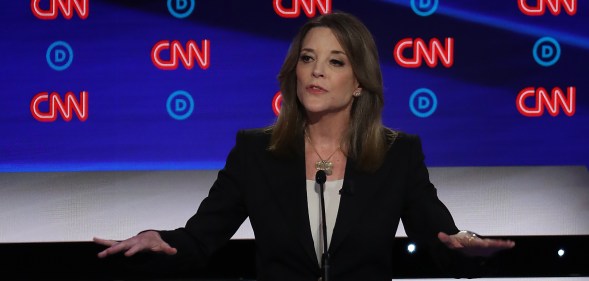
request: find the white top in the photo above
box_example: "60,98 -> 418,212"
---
306,179 -> 344,263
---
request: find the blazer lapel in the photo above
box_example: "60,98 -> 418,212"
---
328,157 -> 382,253
262,136 -> 319,267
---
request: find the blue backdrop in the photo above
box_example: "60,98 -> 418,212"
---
1,0 -> 587,172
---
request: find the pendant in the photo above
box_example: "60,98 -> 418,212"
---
315,160 -> 333,175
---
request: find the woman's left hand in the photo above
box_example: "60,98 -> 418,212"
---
438,231 -> 515,257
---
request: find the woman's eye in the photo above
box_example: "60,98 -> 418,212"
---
300,55 -> 313,62
330,59 -> 344,66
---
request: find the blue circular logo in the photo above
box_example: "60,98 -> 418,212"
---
167,0 -> 195,19
410,0 -> 439,17
46,41 -> 73,71
166,90 -> 194,120
533,37 -> 560,67
409,88 -> 438,118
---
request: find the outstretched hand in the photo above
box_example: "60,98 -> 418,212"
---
94,230 -> 177,258
438,231 -> 515,257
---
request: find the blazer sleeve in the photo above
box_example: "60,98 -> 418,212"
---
400,135 -> 487,277
156,130 -> 250,268
400,135 -> 459,242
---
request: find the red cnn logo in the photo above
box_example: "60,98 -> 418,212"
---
518,0 -> 577,16
272,91 -> 282,116
394,38 -> 454,68
516,87 -> 575,117
31,0 -> 89,20
30,91 -> 88,122
273,0 -> 331,18
151,40 -> 210,70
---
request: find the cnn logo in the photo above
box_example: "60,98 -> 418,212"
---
516,87 -> 575,117
151,40 -> 210,70
394,38 -> 454,68
30,91 -> 88,122
273,0 -> 331,18
272,92 -> 282,116
31,0 -> 89,20
518,0 -> 577,16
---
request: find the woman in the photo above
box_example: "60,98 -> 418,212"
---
95,12 -> 514,281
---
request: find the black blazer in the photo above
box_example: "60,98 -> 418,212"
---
159,128 -> 460,281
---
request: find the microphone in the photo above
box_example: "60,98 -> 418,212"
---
315,169 -> 327,185
315,170 -> 330,281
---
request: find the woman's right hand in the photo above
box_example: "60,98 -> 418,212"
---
94,230 -> 178,258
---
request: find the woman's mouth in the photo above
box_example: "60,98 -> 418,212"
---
306,84 -> 327,94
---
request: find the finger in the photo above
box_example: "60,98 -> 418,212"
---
475,238 -> 500,248
468,238 -> 490,248
97,245 -> 121,258
97,240 -> 130,258
463,238 -> 516,257
154,242 -> 178,255
164,246 -> 178,255
438,232 -> 464,249
484,238 -> 516,249
437,232 -> 449,242
124,243 -> 145,257
437,232 -> 454,244
93,237 -> 118,247
123,240 -> 177,256
97,249 -> 109,258
96,240 -> 121,258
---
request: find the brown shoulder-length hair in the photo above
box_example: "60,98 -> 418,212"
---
268,12 -> 395,172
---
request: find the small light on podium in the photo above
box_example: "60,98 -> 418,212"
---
407,243 -> 416,254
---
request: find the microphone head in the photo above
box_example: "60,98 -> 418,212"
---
315,170 -> 327,184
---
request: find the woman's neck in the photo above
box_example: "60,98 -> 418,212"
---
305,113 -> 349,148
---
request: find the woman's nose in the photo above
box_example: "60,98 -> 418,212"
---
312,66 -> 324,78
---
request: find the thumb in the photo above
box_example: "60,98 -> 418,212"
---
164,246 -> 178,255
154,242 -> 177,255
437,232 -> 450,243
437,231 -> 463,249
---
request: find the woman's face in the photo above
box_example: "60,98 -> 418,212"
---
296,27 -> 359,119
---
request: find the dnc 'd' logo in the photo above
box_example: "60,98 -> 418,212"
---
46,41 -> 74,71
167,0 -> 195,18
410,0 -> 438,17
167,90 -> 194,120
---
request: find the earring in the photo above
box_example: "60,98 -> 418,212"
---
353,88 -> 362,97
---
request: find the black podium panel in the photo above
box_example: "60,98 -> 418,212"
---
1,236 -> 587,280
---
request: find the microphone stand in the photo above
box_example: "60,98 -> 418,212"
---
315,170 -> 330,281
